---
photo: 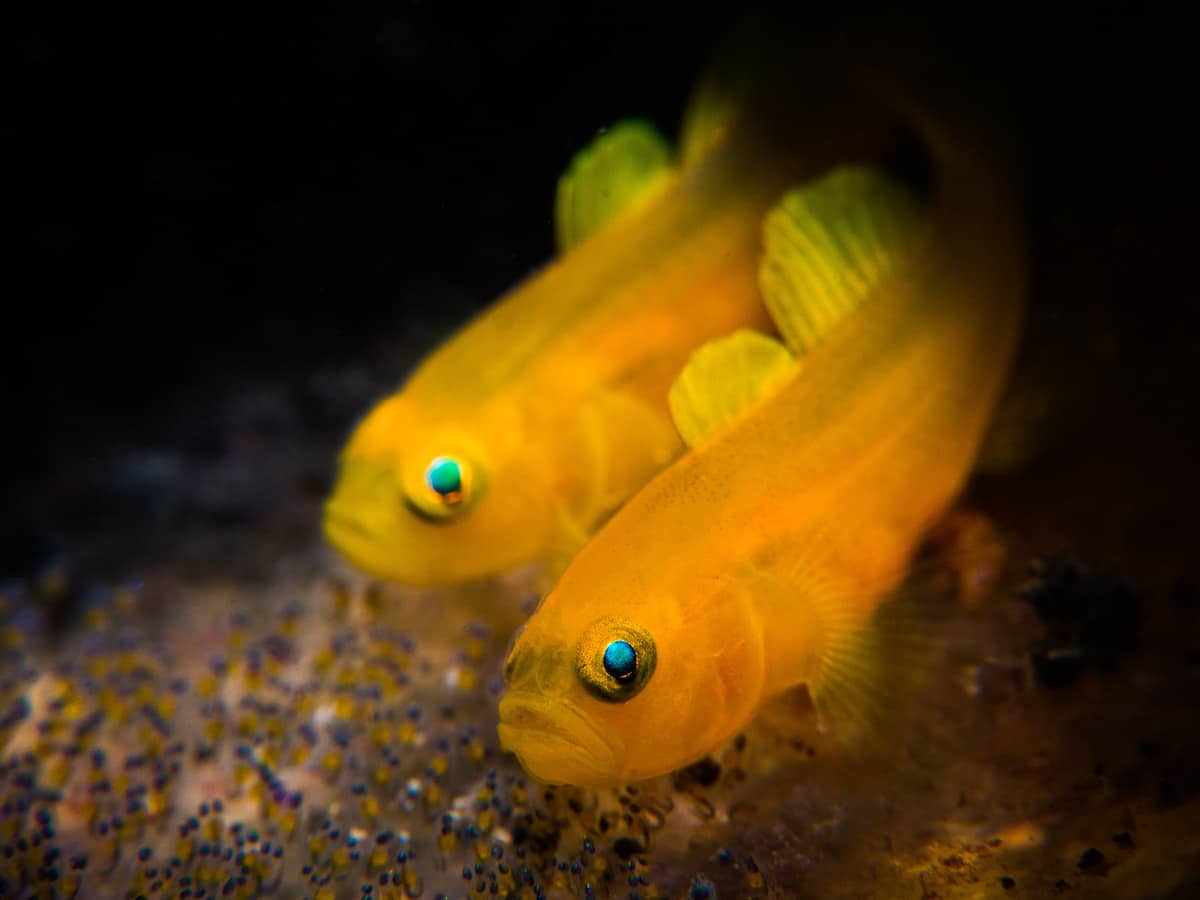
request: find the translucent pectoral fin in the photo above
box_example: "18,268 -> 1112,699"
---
801,564 -> 983,776
572,386 -> 683,519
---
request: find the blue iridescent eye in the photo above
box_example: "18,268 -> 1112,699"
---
424,456 -> 463,499
405,453 -> 480,523
576,619 -> 656,703
602,640 -> 637,682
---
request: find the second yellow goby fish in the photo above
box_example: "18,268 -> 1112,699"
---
499,81 -> 1027,786
323,51 -> 901,586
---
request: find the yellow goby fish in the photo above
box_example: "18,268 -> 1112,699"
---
322,54 -> 901,586
498,81 -> 1027,786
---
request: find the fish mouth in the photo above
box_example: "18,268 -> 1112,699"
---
321,503 -> 405,579
322,502 -> 376,553
497,691 -> 621,786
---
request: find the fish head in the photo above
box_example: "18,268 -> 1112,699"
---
498,567 -> 766,786
323,391 -> 555,585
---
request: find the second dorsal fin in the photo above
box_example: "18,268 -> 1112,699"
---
553,120 -> 674,252
668,329 -> 794,448
667,166 -> 923,449
759,166 -> 923,354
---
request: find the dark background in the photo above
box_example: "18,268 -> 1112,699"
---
4,3 -> 1196,577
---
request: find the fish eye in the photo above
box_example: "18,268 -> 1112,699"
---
403,453 -> 479,523
576,618 -> 656,703
425,456 -> 464,501
602,640 -> 637,682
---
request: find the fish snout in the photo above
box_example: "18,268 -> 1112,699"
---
497,690 -> 621,786
330,456 -> 399,506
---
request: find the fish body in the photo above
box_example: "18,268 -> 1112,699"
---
499,76 -> 1027,786
323,56 -> 901,587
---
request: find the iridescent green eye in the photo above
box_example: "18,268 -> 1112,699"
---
425,456 -> 463,501
576,618 -> 656,703
403,453 -> 478,523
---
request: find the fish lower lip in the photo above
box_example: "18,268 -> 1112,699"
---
322,508 -> 390,570
497,721 -> 620,787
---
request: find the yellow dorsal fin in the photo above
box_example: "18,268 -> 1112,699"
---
667,329 -> 794,448
666,167 -> 921,449
553,120 -> 674,252
759,166 -> 923,354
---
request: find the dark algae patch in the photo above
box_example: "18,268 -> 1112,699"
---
1020,557 -> 1140,688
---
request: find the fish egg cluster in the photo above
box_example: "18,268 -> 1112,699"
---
0,572 -> 769,899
